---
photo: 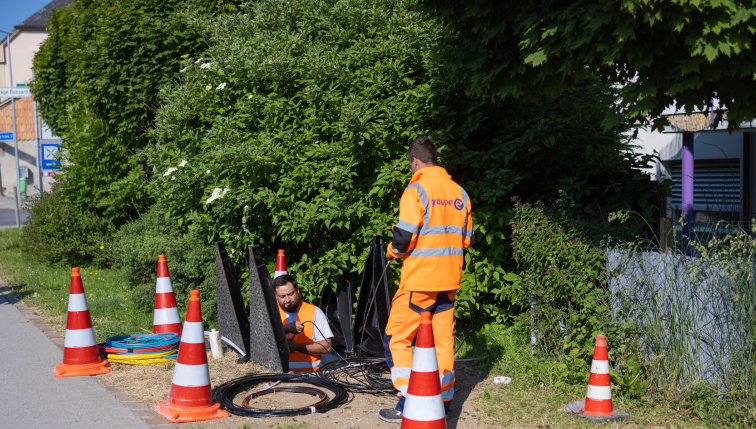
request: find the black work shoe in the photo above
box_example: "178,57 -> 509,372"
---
379,408 -> 403,423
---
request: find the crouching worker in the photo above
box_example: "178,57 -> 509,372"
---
274,274 -> 334,372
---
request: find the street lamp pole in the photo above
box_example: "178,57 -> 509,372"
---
0,30 -> 22,205
32,68 -> 42,197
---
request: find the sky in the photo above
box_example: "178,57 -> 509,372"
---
0,0 -> 54,36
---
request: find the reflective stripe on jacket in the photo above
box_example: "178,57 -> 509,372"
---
387,166 -> 473,291
278,302 -> 321,372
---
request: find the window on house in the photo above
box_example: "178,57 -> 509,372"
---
668,158 -> 742,222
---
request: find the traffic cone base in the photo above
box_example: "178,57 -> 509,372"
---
54,360 -> 111,378
151,401 -> 229,423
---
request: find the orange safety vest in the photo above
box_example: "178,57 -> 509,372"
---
387,166 -> 473,292
278,301 -> 321,372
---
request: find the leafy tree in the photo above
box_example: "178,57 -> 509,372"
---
421,0 -> 756,130
31,0 -> 242,223
148,0 -> 657,323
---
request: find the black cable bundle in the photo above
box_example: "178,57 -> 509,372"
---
317,357 -> 395,395
213,373 -> 350,417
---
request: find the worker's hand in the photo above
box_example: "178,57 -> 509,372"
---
287,338 -> 300,353
284,320 -> 305,334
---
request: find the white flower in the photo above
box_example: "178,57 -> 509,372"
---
200,62 -> 213,69
179,67 -> 187,73
171,176 -> 176,180
195,58 -> 203,64
163,167 -> 177,176
247,94 -> 253,99
205,84 -> 212,90
332,167 -> 338,172
205,187 -> 230,205
216,82 -> 227,90
206,169 -> 211,174
178,160 -> 188,167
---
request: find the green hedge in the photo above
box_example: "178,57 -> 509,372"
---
22,186 -> 114,267
108,205 -> 217,324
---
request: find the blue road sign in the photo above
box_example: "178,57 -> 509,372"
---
0,132 -> 13,141
41,143 -> 61,170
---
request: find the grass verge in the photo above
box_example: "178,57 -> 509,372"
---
0,228 -> 154,341
456,324 -> 707,428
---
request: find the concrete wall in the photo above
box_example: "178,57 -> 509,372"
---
634,128 -> 745,180
656,131 -> 744,179
1,30 -> 48,87
608,249 -> 752,387
0,139 -> 54,195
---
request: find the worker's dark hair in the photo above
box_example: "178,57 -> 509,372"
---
272,274 -> 298,290
407,136 -> 438,165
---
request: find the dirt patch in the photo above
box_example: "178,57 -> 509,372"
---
96,348 -> 495,429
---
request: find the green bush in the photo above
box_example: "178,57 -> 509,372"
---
21,186 -> 115,267
52,108 -> 152,224
31,0 -> 243,226
147,0 -> 660,323
108,205 -> 217,324
509,199 -> 648,396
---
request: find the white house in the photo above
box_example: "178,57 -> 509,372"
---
0,0 -> 71,196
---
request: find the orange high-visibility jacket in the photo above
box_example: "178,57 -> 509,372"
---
278,302 -> 321,372
387,166 -> 473,291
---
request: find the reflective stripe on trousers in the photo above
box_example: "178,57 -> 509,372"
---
385,289 -> 456,401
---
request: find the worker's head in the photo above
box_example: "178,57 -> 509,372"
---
407,136 -> 438,173
272,274 -> 301,312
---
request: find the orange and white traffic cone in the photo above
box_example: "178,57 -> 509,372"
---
563,335 -> 628,422
54,268 -> 112,377
584,334 -> 614,416
274,249 -> 288,279
153,254 -> 182,335
401,311 -> 447,429
152,290 -> 229,423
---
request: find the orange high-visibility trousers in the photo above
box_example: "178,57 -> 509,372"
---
384,288 -> 456,402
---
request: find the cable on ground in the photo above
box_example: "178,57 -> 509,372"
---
99,333 -> 180,365
241,385 -> 329,410
318,357 -> 394,395
213,373 -> 349,417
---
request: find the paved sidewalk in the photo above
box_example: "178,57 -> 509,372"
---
0,287 -> 152,428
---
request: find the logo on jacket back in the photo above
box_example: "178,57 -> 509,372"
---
431,198 -> 464,211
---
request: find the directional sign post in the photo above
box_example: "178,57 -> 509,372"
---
41,144 -> 61,170
0,87 -> 31,98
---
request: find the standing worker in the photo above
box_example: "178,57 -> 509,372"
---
378,136 -> 473,423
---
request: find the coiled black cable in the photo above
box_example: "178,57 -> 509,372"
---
212,373 -> 349,417
317,357 -> 394,394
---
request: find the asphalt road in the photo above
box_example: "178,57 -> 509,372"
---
0,195 -> 30,228
0,208 -> 30,228
0,290 -> 150,429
